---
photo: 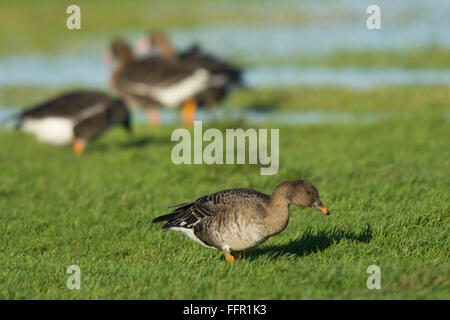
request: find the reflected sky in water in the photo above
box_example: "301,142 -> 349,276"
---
0,106 -> 393,128
1,54 -> 449,89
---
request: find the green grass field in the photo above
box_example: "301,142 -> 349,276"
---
1,0 -> 449,300
0,86 -> 448,299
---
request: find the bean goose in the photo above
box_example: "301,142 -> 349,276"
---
135,32 -> 243,120
108,39 -> 219,126
18,90 -> 131,154
152,180 -> 330,262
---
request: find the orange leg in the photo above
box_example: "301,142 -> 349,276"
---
148,108 -> 161,127
181,98 -> 197,126
72,139 -> 85,155
224,253 -> 235,263
234,251 -> 243,260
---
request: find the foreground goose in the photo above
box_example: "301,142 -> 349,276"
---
108,39 -> 218,126
135,32 -> 243,116
152,180 -> 330,262
19,90 -> 131,154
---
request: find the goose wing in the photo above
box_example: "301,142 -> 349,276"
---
21,91 -> 112,120
153,188 -> 269,230
73,109 -> 110,140
178,45 -> 243,85
116,57 -> 211,107
118,57 -> 204,87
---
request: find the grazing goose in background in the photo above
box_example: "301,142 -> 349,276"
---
152,180 -> 330,262
108,39 -> 217,126
18,90 -> 131,154
135,32 -> 243,112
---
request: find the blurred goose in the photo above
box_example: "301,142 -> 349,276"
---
152,180 -> 330,262
18,90 -> 131,154
108,39 -> 218,126
135,32 -> 243,113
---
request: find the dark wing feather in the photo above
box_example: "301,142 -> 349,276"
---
178,45 -> 242,84
73,110 -> 109,140
152,188 -> 269,230
21,91 -> 112,120
177,45 -> 243,107
118,57 -> 200,88
168,200 -> 196,208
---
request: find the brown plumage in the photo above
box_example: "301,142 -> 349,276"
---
152,180 -> 330,262
108,39 -> 213,110
142,32 -> 244,108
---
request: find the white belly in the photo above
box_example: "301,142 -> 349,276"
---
22,117 -> 75,145
154,69 -> 209,107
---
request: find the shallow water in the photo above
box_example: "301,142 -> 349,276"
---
0,106 -> 390,128
0,53 -> 109,88
55,0 -> 450,57
0,108 -> 18,129
246,67 -> 450,88
0,0 -> 449,89
1,53 -> 450,89
172,0 -> 450,59
134,108 -> 392,126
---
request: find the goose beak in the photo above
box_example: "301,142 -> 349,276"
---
312,199 -> 330,215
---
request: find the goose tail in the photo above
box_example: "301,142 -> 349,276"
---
152,212 -> 179,223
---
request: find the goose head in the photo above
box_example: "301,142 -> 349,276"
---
104,39 -> 134,65
282,180 -> 330,215
134,31 -> 176,59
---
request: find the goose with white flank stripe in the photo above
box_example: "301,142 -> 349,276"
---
107,39 -> 223,126
134,32 -> 243,121
18,90 -> 131,154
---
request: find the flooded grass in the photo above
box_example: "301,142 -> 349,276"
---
1,85 -> 449,115
236,46 -> 450,70
125,108 -> 394,126
1,53 -> 449,89
1,0 -> 449,69
1,85 -> 449,113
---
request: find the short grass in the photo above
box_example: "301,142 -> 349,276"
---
2,85 -> 449,114
0,86 -> 448,299
228,85 -> 450,113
